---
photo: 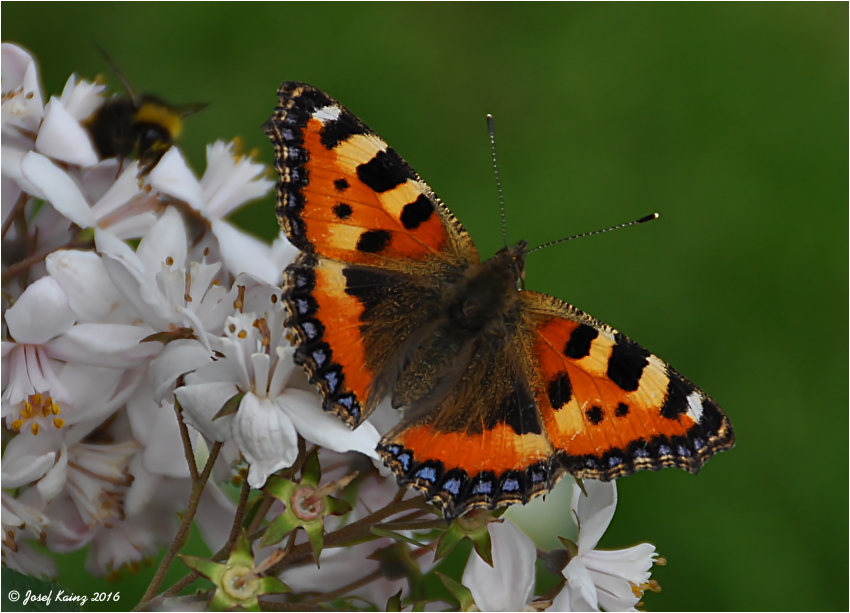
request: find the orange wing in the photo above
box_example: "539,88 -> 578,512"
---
520,290 -> 734,480
265,83 -> 476,426
265,82 -> 476,271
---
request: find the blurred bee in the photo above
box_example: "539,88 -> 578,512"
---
86,47 -> 207,173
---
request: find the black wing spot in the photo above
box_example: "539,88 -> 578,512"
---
488,385 -> 541,435
342,267 -> 391,316
356,229 -> 392,253
586,405 -> 604,425
320,113 -> 366,149
615,402 -> 630,417
607,334 -> 649,392
400,195 -> 434,230
660,374 -> 690,420
565,324 -> 598,359
547,372 -> 572,410
334,178 -> 350,192
357,148 -> 411,193
333,203 -> 353,219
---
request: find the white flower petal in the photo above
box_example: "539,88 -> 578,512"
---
195,481 -> 237,553
35,97 -> 99,166
583,544 -> 657,612
124,455 -> 161,517
1,43 -> 44,132
174,380 -> 240,442
281,388 -> 380,460
4,276 -> 75,344
1,438 -> 56,488
560,558 -> 600,612
135,206 -> 188,277
232,394 -> 298,488
2,146 -> 44,199
201,140 -> 273,218
46,250 -> 123,323
89,161 -> 145,220
20,151 -> 94,227
211,219 -> 279,284
148,147 -> 204,210
574,479 -> 617,553
46,323 -> 159,367
149,340 -> 212,402
142,402 -> 192,478
95,227 -> 174,328
58,74 -> 105,122
270,232 -> 299,271
36,445 -> 68,503
463,520 -> 537,612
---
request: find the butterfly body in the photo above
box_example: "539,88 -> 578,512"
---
265,82 -> 734,519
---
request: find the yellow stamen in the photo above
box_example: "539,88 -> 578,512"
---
53,418 -> 65,429
11,420 -> 23,432
31,423 -> 40,435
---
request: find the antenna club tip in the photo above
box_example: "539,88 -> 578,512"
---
638,213 -> 660,223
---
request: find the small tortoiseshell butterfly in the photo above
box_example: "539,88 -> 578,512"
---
264,83 -> 734,520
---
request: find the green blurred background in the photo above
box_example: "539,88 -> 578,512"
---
4,3 -> 846,611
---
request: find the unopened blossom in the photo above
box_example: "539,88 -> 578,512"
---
552,480 -> 659,612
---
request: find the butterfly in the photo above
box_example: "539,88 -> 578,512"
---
264,82 -> 734,520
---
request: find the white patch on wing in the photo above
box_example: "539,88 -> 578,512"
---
313,105 -> 342,122
686,391 -> 704,422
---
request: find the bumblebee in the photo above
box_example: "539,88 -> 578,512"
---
86,48 -> 206,173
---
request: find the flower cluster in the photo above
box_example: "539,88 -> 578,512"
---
1,43 -> 662,611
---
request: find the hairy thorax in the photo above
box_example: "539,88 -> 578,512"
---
390,243 -> 527,413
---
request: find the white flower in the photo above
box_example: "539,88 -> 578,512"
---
2,276 -> 77,427
176,310 -> 381,488
1,43 -> 44,138
20,152 -> 158,239
96,206 -> 223,340
552,480 -> 659,612
149,143 -> 279,283
462,519 -> 538,612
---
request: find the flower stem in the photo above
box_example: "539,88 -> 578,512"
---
134,441 -> 223,609
1,192 -> 28,239
174,398 -> 199,482
266,495 -> 432,575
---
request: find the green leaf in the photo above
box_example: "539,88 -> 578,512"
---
214,391 -> 246,420
370,526 -> 429,548
300,448 -> 321,486
436,571 -> 475,612
260,511 -> 299,547
386,590 -> 403,612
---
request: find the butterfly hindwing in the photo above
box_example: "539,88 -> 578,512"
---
378,325 -> 562,520
521,291 -> 734,480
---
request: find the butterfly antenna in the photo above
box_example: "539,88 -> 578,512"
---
526,213 -> 660,254
95,44 -> 137,102
486,114 -> 509,249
